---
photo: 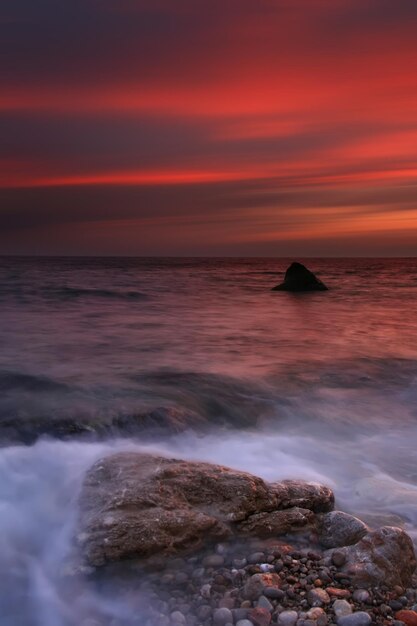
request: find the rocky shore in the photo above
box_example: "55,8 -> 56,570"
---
75,452 -> 417,626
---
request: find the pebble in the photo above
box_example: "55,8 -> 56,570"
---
264,587 -> 285,600
203,555 -> 225,568
236,621 -> 254,626
333,600 -> 352,619
394,611 -> 417,626
248,553 -> 266,565
277,610 -> 299,626
337,612 -> 372,626
352,590 -> 370,604
200,584 -> 211,599
257,596 -> 274,612
327,588 -> 351,599
331,551 -> 346,568
306,607 -> 328,625
307,589 -> 331,607
248,607 -> 272,626
213,608 -> 234,625
170,611 -> 186,625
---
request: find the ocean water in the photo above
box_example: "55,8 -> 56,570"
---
1,256 -> 417,625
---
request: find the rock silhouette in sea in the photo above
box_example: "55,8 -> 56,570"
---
272,262 -> 328,292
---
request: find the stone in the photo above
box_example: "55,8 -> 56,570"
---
277,610 -> 299,626
306,608 -> 328,625
248,607 -> 272,626
236,621 -> 254,626
238,508 -> 315,538
264,587 -> 285,600
331,551 -> 347,568
337,612 -> 371,626
271,263 -> 328,292
318,512 -> 368,549
170,612 -> 186,625
203,554 -> 225,568
257,596 -> 274,612
333,600 -> 352,619
307,588 -> 331,607
394,611 -> 417,626
78,452 -> 334,566
274,480 -> 334,513
353,589 -> 372,604
326,526 -> 416,588
243,573 -> 282,601
326,588 -> 351,599
213,608 -> 234,626
248,552 -> 266,564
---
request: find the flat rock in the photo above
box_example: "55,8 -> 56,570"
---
78,452 -> 335,566
237,507 -> 315,537
326,526 -> 416,588
272,262 -> 328,292
318,511 -> 369,549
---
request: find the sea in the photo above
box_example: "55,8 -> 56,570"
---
1,256 -> 417,625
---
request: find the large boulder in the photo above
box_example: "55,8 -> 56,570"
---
272,262 -> 328,292
78,453 -> 334,566
325,526 -> 416,587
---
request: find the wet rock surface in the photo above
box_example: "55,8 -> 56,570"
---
78,453 -> 334,566
318,512 -> 369,549
75,537 -> 417,626
325,527 -> 416,588
76,453 -> 417,625
271,263 -> 328,292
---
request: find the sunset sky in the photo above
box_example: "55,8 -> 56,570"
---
2,0 -> 417,255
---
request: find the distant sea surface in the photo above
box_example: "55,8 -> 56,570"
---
1,256 -> 417,625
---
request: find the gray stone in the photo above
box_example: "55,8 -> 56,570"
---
257,596 -> 274,612
277,610 -> 299,626
333,600 -> 352,619
170,612 -> 186,625
248,552 -> 265,564
236,621 -> 254,626
318,511 -> 368,549
203,554 -> 225,568
264,587 -> 285,600
352,590 -> 371,604
337,612 -> 371,626
213,608 -> 234,626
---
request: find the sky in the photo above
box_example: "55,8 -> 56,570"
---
1,0 -> 417,256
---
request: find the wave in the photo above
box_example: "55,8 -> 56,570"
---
45,286 -> 147,300
0,370 -> 69,393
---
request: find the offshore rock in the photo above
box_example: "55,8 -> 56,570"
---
272,262 -> 328,292
78,453 -> 334,566
326,526 -> 416,588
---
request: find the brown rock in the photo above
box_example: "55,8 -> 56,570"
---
237,507 -> 315,537
326,587 -> 351,599
248,607 -> 272,626
78,452 -> 334,566
243,573 -> 282,601
394,610 -> 417,626
326,526 -> 416,588
274,480 -> 334,513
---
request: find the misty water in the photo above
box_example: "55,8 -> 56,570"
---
1,256 -> 417,625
